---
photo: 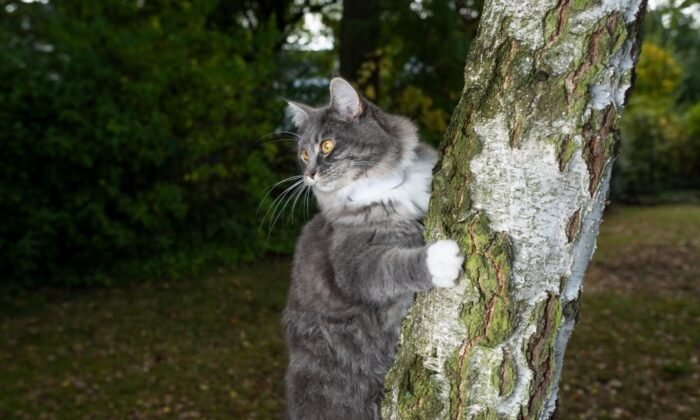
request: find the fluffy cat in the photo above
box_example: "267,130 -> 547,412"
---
282,78 -> 463,420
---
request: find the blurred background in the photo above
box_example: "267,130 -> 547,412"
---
0,0 -> 698,418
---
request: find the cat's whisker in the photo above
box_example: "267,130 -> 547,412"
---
258,130 -> 301,141
304,186 -> 312,221
264,194 -> 297,238
261,179 -> 304,234
275,130 -> 301,139
253,131 -> 301,149
257,175 -> 303,214
287,183 -> 307,223
264,175 -> 303,193
268,181 -> 306,238
260,138 -> 298,145
267,180 -> 304,219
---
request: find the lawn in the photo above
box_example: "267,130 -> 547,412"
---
560,204 -> 700,419
1,205 -> 699,419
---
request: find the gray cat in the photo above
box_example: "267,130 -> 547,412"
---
282,78 -> 463,420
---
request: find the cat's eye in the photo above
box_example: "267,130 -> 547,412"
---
321,139 -> 335,155
301,149 -> 309,162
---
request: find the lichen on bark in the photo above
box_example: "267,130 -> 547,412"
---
382,0 -> 646,419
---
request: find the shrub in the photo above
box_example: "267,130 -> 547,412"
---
0,1 -> 290,286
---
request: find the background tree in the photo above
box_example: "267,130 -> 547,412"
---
379,0 -> 484,143
339,0 -> 380,98
613,0 -> 700,199
382,0 -> 647,418
334,0 -> 484,142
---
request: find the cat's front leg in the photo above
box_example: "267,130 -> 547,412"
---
331,238 -> 464,304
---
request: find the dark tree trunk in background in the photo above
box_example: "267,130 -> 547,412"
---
340,0 -> 381,100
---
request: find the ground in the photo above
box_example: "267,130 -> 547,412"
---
559,205 -> 700,419
1,205 -> 699,419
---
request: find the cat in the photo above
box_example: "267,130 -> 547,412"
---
282,78 -> 463,420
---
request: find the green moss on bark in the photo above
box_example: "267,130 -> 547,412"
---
474,408 -> 500,420
446,346 -> 472,419
396,355 -> 444,419
496,351 -> 517,398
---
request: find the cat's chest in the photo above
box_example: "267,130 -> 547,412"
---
329,221 -> 424,250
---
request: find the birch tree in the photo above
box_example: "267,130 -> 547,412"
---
382,0 -> 647,418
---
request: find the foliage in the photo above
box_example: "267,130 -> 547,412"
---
618,91 -> 700,197
0,0 -> 299,286
394,85 -> 449,134
643,0 -> 700,104
634,43 -> 683,99
377,0 -> 483,110
614,2 -> 700,200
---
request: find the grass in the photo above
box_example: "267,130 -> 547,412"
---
560,204 -> 700,419
1,262 -> 290,418
592,204 -> 700,263
560,294 -> 700,419
1,204 -> 699,419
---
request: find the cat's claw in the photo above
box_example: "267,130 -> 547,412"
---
426,240 -> 464,288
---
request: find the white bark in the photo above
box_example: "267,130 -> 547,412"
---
383,0 -> 646,418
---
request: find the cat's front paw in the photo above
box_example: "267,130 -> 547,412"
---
426,240 -> 464,288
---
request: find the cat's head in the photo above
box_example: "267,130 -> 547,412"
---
286,78 -> 419,194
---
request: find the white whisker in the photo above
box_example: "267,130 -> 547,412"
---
288,184 -> 307,223
261,179 -> 304,235
268,181 -> 305,238
257,175 -> 303,214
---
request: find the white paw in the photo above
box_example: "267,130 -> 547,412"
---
426,240 -> 464,288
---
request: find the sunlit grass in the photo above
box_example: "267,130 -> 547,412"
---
593,204 -> 700,263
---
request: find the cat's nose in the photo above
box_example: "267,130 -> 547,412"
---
305,170 -> 317,184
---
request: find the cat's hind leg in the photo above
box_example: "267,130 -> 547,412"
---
285,370 -> 376,420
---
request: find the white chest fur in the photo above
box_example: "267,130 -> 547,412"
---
329,155 -> 435,218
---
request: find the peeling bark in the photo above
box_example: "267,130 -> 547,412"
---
382,0 -> 646,419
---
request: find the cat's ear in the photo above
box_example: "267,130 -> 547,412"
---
330,78 -> 362,119
286,101 -> 312,127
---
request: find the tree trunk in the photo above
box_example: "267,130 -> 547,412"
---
382,0 -> 646,419
339,0 -> 380,99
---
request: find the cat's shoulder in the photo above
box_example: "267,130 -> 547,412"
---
299,213 -> 332,241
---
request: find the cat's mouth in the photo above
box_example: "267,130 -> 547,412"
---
304,175 -> 334,192
303,175 -> 317,187
306,172 -> 357,193
312,182 -> 338,193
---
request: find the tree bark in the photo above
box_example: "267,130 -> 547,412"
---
382,0 -> 647,419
